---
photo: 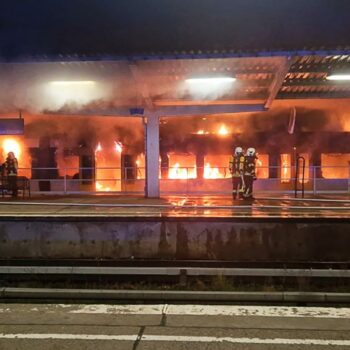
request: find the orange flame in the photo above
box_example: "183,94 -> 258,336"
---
114,141 -> 123,153
194,130 -> 209,135
217,124 -> 229,136
96,181 -> 111,192
204,163 -> 225,179
3,138 -> 21,158
281,154 -> 291,183
95,141 -> 122,192
95,142 -> 102,153
168,163 -> 197,179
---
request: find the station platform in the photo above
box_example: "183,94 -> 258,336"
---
0,193 -> 349,219
0,194 -> 349,262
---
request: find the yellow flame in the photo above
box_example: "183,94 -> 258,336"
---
218,124 -> 229,136
114,141 -> 123,153
3,139 -> 21,158
95,181 -> 112,192
95,142 -> 102,153
168,163 -> 197,179
95,141 -> 122,191
204,163 -> 224,179
281,154 -> 291,183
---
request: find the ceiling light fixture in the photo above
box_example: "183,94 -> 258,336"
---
49,81 -> 96,86
326,74 -> 350,81
185,77 -> 236,84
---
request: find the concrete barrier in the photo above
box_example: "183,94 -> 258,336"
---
0,218 -> 349,261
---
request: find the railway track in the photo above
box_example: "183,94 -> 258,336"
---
1,259 -> 349,305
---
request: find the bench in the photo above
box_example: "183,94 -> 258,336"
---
0,176 -> 31,198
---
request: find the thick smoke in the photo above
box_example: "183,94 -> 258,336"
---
160,102 -> 350,156
23,114 -> 144,154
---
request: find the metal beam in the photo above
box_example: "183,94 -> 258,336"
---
44,104 -> 266,118
154,99 -> 266,106
156,104 -> 265,116
264,57 -> 293,108
283,79 -> 350,87
277,91 -> 350,99
129,63 -> 154,110
43,108 -> 134,117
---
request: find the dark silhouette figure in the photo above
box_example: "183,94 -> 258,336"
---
3,152 -> 18,198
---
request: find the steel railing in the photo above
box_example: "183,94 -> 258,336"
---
4,165 -> 350,195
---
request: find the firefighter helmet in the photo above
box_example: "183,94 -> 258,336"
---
234,146 -> 243,155
247,147 -> 256,156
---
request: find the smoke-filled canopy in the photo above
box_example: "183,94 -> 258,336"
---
0,58 -> 285,113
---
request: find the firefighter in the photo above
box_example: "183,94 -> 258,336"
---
3,152 -> 18,198
243,147 -> 257,200
229,146 -> 245,200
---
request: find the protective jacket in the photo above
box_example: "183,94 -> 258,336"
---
3,158 -> 18,176
229,154 -> 245,177
244,155 -> 257,177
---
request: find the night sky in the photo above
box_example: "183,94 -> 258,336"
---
1,0 -> 350,60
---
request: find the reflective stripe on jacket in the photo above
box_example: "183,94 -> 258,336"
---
4,158 -> 18,176
244,155 -> 257,176
229,155 -> 245,177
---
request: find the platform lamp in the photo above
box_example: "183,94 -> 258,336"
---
326,71 -> 350,81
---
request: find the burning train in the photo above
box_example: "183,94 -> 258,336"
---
0,99 -> 349,194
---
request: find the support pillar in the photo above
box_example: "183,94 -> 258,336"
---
160,151 -> 169,179
268,151 -> 279,179
311,151 -> 323,179
145,115 -> 160,198
196,152 -> 205,180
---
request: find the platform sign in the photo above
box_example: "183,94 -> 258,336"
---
0,119 -> 24,135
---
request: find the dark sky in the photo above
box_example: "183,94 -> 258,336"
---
1,0 -> 350,60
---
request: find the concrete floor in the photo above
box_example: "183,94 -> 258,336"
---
0,194 -> 349,218
0,303 -> 349,349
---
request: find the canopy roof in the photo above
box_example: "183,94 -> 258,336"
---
2,54 -> 350,116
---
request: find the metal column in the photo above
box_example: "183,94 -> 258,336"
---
145,115 -> 160,198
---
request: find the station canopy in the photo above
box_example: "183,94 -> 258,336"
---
2,1 -> 350,115
2,55 -> 350,115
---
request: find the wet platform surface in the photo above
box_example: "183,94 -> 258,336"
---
0,194 -> 349,219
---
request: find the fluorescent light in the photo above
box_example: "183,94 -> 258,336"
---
326,74 -> 350,81
186,77 -> 236,84
50,81 -> 96,86
45,80 -> 104,109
